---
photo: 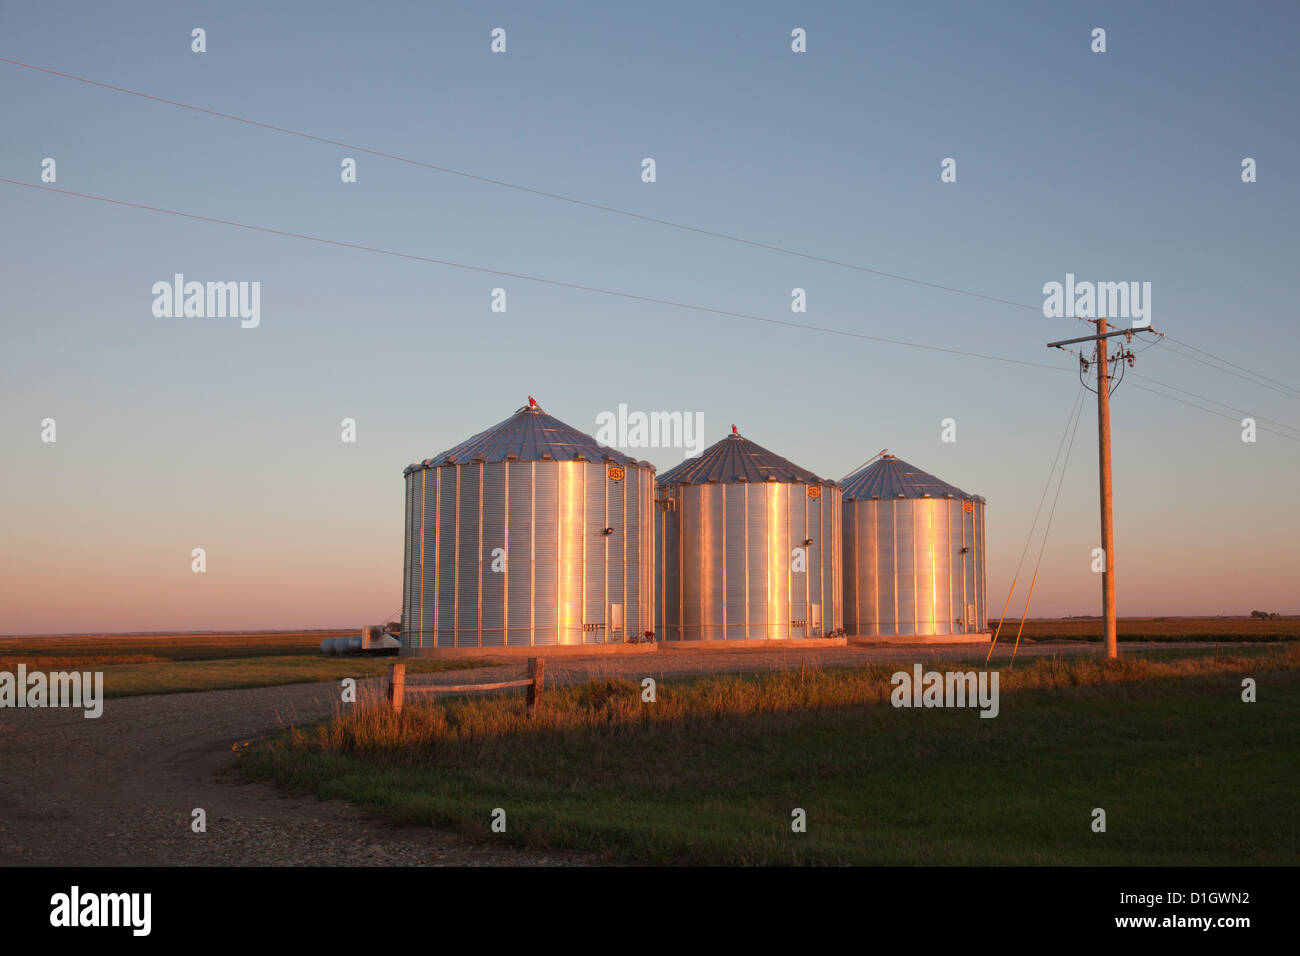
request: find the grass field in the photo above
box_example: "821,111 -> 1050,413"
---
0,630 -> 334,669
2,618 -> 1293,701
241,643 -> 1299,865
0,631 -> 492,697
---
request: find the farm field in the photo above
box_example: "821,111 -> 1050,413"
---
0,630 -> 492,697
0,630 -> 338,667
1015,616 -> 1299,643
241,643 -> 1300,866
1,619 -> 1294,697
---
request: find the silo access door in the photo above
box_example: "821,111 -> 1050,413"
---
809,603 -> 821,637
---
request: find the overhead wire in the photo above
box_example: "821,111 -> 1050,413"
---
1066,334 -> 1300,440
4,58 -> 1298,439
986,383 -> 1087,663
0,55 -> 1047,316
9,174 -> 1296,450
7,55 -> 1298,655
1008,388 -> 1089,669
1163,334 -> 1300,399
1125,381 -> 1300,442
1129,371 -> 1300,437
0,177 -> 1075,373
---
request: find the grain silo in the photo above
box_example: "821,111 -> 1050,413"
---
401,398 -> 655,655
841,454 -> 986,638
656,427 -> 842,643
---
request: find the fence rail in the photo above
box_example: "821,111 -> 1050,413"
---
386,658 -> 545,716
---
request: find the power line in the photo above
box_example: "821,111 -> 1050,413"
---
1129,371 -> 1300,437
988,383 -> 1086,662
0,55 -> 1046,315
9,55 -> 1297,407
1166,334 -> 1300,395
0,177 -> 1075,373
1126,380 -> 1300,442
1039,387 -> 1089,562
1159,336 -> 1300,401
1008,377 -> 1090,668
9,176 -> 1299,450
1015,386 -> 1088,578
1061,332 -> 1300,440
9,175 -> 1297,447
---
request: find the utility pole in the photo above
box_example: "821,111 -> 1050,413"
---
1095,318 -> 1117,658
1047,319 -> 1160,660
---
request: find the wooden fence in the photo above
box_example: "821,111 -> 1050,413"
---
386,658 -> 545,716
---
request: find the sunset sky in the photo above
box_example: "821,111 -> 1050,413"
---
2,1 -> 1297,634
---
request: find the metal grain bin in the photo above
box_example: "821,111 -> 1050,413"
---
401,399 -> 655,652
656,427 -> 842,641
842,454 -> 986,637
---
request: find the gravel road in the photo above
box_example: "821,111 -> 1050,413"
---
0,641 -> 1225,866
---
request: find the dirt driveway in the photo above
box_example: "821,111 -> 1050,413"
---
0,641 -> 1222,866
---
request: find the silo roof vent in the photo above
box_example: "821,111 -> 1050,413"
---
403,400 -> 652,474
658,430 -> 834,487
842,455 -> 983,503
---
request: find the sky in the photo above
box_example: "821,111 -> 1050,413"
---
1,1 -> 1297,634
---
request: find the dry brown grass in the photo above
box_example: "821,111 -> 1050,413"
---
0,653 -> 171,670
243,642 -> 1300,865
280,643 -> 1298,759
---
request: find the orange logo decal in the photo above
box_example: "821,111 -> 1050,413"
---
807,486 -> 822,499
608,466 -> 625,482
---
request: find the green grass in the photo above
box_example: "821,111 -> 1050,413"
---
241,645 -> 1299,865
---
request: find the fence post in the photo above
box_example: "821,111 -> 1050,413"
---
526,657 -> 544,718
387,661 -> 406,713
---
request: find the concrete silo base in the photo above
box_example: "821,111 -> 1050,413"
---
848,633 -> 991,646
402,642 -> 659,660
660,637 -> 848,651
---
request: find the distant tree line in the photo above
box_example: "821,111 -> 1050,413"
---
1250,610 -> 1281,619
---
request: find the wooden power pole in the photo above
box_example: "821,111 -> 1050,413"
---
1048,319 -> 1160,660
1095,319 -> 1117,658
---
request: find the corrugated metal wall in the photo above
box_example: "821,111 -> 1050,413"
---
403,460 -> 654,649
657,481 -> 842,641
843,498 -> 986,637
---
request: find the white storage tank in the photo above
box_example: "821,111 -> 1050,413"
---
841,454 -> 986,638
401,399 -> 655,653
656,427 -> 842,642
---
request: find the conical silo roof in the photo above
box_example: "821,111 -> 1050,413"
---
657,428 -> 833,486
841,454 -> 983,502
404,399 -> 650,474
